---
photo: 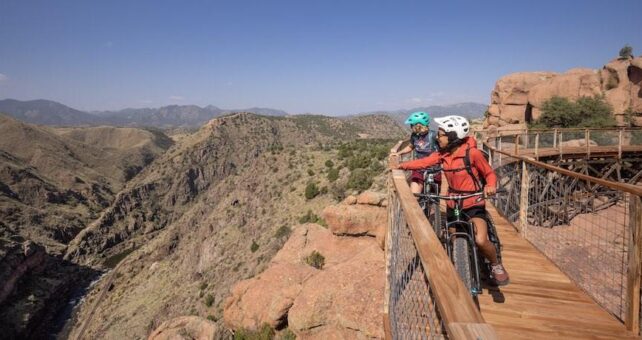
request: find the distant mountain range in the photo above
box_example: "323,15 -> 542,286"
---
0,99 -> 290,128
356,102 -> 488,127
0,99 -> 487,128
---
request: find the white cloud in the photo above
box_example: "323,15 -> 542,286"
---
0,73 -> 8,83
169,95 -> 184,101
410,97 -> 423,103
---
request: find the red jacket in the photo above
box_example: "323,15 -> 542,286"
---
399,142 -> 496,209
465,136 -> 477,149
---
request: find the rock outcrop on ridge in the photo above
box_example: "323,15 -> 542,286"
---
223,191 -> 387,339
485,56 -> 642,130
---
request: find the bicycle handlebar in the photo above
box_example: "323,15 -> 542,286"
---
414,188 -> 507,201
422,166 -> 443,175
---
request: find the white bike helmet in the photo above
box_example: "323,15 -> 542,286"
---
434,115 -> 470,140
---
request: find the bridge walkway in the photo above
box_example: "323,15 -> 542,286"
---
478,204 -> 639,339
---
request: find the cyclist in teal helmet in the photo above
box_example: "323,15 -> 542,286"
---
391,111 -> 440,194
404,111 -> 430,126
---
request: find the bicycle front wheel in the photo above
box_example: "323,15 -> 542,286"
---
452,237 -> 473,293
428,201 -> 441,238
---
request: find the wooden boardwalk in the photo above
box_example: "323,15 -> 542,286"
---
478,204 -> 640,339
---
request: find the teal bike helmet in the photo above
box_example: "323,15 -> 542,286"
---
404,111 -> 430,126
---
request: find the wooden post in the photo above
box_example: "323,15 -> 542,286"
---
498,137 -> 503,166
519,161 -> 529,237
553,128 -> 558,148
535,133 -> 540,160
383,176 -> 394,339
626,194 -> 642,334
559,130 -> 563,158
514,135 -> 519,154
619,129 -> 623,160
585,129 -> 590,158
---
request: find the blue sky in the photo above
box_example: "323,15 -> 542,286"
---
1,0 -> 641,115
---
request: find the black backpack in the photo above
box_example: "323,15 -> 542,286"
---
463,146 -> 489,191
443,145 -> 489,194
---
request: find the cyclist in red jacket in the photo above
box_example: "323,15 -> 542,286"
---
391,115 -> 509,285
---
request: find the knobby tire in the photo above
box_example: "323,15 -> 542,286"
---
452,237 -> 474,293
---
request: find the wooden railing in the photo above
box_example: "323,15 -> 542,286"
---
475,127 -> 642,161
479,131 -> 642,335
384,142 -> 497,340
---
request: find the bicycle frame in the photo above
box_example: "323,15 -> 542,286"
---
415,191 -> 504,298
418,168 -> 441,234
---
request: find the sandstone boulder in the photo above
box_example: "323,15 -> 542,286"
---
148,316 -> 217,340
272,224 -> 374,268
492,72 -> 556,106
342,195 -> 357,205
223,223 -> 385,339
288,243 -> 384,339
355,191 -> 386,206
605,86 -> 631,115
223,262 -> 316,330
560,139 -> 598,148
498,105 -> 526,124
321,204 -> 386,247
628,59 -> 642,112
528,70 -> 601,109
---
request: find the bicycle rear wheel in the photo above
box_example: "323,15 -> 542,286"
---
452,237 -> 473,293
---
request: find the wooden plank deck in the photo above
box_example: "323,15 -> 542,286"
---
478,204 -> 640,339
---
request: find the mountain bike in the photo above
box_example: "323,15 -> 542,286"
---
415,190 -> 504,298
416,167 -> 442,236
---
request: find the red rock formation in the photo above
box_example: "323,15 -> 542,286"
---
485,56 -> 642,129
224,217 -> 385,338
322,191 -> 387,248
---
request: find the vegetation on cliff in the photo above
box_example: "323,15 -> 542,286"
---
530,95 -> 615,129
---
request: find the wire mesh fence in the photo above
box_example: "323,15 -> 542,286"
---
491,161 -> 522,224
485,141 -> 637,322
387,193 -> 447,339
523,163 -> 630,320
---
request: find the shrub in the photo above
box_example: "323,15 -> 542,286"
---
575,96 -> 615,127
307,169 -> 315,176
250,240 -> 259,253
199,282 -> 208,290
325,159 -> 334,168
234,323 -> 275,340
536,96 -> 579,127
347,168 -> 374,192
299,210 -> 320,224
347,154 -> 371,170
534,95 -> 614,128
274,225 -> 291,239
304,182 -> 319,199
327,168 -> 339,182
337,146 -> 353,160
304,250 -> 325,269
204,294 -> 215,307
280,328 -> 296,340
619,44 -> 633,59
330,183 -> 347,202
369,160 -> 385,174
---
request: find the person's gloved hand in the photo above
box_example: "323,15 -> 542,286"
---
484,185 -> 496,197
